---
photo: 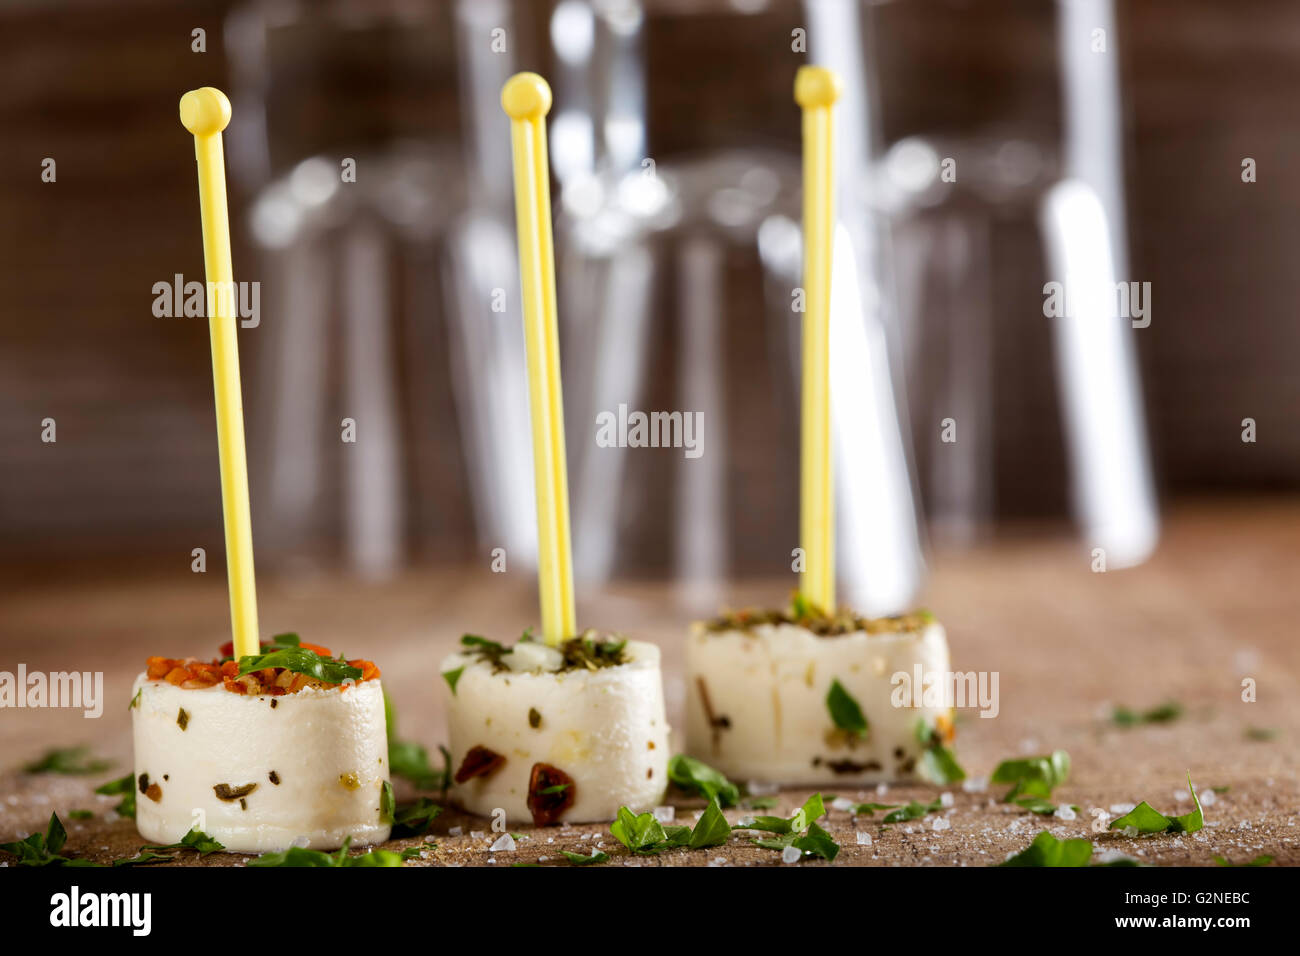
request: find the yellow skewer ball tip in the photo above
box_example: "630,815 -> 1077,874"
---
794,66 -> 842,109
501,72 -> 553,121
179,87 -> 232,136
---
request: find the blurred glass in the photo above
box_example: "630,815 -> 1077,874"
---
833,0 -> 1159,565
556,0 -> 926,614
229,0 -> 543,576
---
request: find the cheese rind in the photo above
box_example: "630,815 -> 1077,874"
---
685,620 -> 953,784
441,640 -> 669,823
131,674 -> 391,853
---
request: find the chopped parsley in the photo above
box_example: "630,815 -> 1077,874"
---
0,813 -> 103,867
999,830 -> 1094,867
114,828 -> 226,865
391,798 -> 442,837
22,746 -> 113,776
248,836 -> 409,867
1112,701 -> 1182,727
915,718 -> 965,784
667,754 -> 741,807
883,799 -> 944,824
847,802 -> 902,816
1215,854 -> 1273,867
561,849 -> 610,865
734,793 -> 840,861
609,798 -> 731,856
992,750 -> 1072,812
441,666 -> 465,695
94,773 -> 136,819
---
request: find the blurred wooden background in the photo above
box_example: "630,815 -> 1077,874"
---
1,0 -> 1297,571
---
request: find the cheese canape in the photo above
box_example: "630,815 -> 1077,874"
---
131,637 -> 391,853
440,632 -> 669,824
685,607 -> 958,785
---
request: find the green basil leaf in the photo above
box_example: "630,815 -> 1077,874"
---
826,679 -> 868,736
689,799 -> 732,849
667,754 -> 740,807
999,830 -> 1093,867
237,647 -> 361,684
1108,801 -> 1172,833
561,849 -> 609,865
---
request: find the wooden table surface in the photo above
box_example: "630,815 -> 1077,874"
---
1,500 -> 1296,866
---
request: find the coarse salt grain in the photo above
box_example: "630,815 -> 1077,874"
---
831,797 -> 855,812
781,845 -> 802,864
449,826 -> 463,837
653,806 -> 675,823
470,830 -> 484,839
490,833 -> 516,852
933,817 -> 951,831
940,792 -> 954,808
856,832 -> 872,846
1055,805 -> 1077,821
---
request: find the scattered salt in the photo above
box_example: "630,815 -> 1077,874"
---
962,776 -> 988,794
1054,805 -> 1077,821
1201,789 -> 1218,807
781,845 -> 802,864
747,780 -> 779,796
1109,803 -> 1135,815
652,806 -> 676,823
932,817 -> 951,831
939,792 -> 954,808
875,783 -> 889,797
831,796 -> 855,812
1122,826 -> 1139,838
856,832 -> 872,846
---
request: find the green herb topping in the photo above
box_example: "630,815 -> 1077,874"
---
704,597 -> 935,638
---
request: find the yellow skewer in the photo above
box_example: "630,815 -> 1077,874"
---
180,87 -> 260,659
502,73 -> 576,646
795,66 -> 842,615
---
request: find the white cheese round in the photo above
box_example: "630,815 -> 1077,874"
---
685,620 -> 954,785
131,673 -> 391,853
441,640 -> 669,823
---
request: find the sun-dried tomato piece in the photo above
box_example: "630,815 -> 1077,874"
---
526,763 -> 575,827
454,745 -> 506,783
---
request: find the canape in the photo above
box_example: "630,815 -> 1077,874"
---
440,632 -> 669,825
131,635 -> 391,853
685,605 -> 957,785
